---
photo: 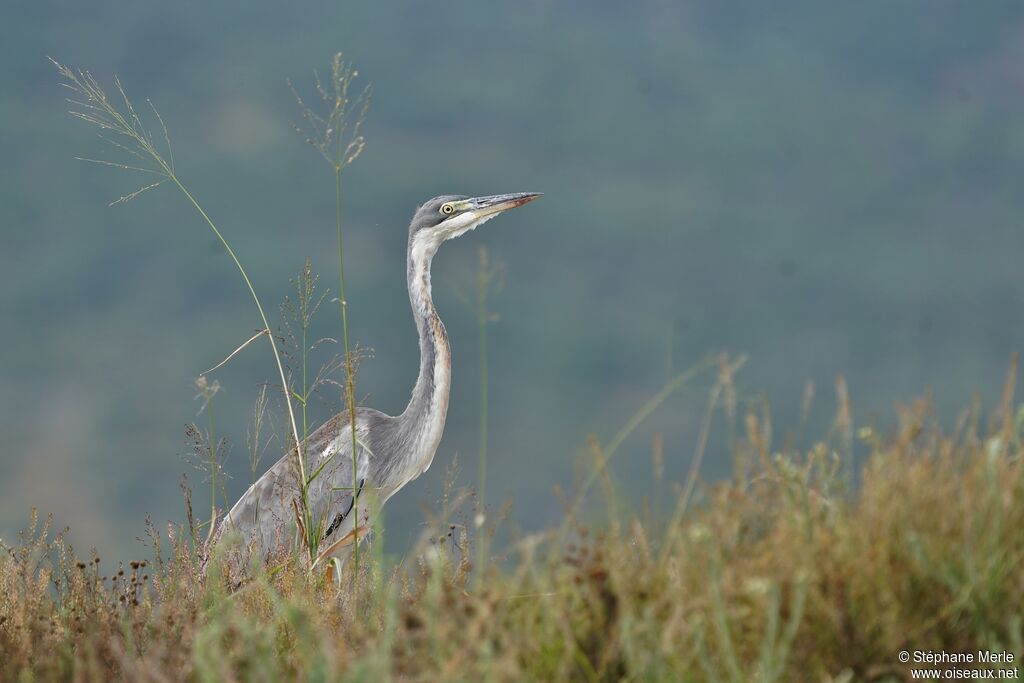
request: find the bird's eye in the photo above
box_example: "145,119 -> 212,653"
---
440,203 -> 455,216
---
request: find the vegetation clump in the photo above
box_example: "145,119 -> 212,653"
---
2,382 -> 1021,681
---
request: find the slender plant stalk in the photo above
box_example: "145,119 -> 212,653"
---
335,165 -> 362,577
291,261 -> 318,554
475,248 -> 492,584
554,356 -> 717,549
208,398 -> 217,540
170,176 -> 308,492
174,173 -> 313,554
291,53 -> 369,578
53,61 -> 308,557
193,376 -> 222,547
301,293 -> 310,542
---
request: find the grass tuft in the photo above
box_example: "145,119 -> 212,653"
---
290,53 -> 371,574
3,382 -> 1023,681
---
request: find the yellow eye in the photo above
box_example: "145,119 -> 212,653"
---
440,203 -> 455,216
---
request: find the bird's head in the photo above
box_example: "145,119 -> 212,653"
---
409,192 -> 542,248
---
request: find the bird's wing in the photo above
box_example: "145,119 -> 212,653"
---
304,417 -> 372,547
215,411 -> 374,560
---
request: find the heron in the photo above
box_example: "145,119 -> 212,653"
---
212,192 -> 542,571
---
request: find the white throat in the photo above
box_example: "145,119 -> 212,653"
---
446,210 -> 499,240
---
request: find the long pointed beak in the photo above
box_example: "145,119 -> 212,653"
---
469,192 -> 543,217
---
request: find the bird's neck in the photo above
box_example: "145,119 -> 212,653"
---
399,234 -> 452,469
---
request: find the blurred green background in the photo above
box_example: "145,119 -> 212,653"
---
3,2 -> 1023,561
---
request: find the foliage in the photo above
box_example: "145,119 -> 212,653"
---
2,387 -> 1022,682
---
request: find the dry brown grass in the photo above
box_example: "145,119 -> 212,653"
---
2,378 -> 1023,682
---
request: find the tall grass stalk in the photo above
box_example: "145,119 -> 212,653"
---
247,384 -> 271,496
291,53 -> 370,576
194,377 -> 223,546
51,60 -> 309,551
473,247 -> 502,583
335,163 -> 361,575
558,355 -> 718,542
283,261 -> 329,553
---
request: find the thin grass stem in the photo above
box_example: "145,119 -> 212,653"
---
561,356 -> 716,535
335,166 -> 362,578
475,248 -> 494,585
167,175 -> 306,490
55,60 -> 309,557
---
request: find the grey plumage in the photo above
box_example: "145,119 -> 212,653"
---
212,192 -> 541,569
